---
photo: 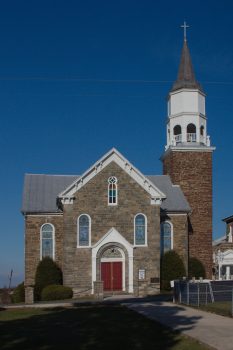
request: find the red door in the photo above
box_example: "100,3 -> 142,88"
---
101,262 -> 122,291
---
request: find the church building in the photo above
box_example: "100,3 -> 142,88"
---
22,36 -> 215,302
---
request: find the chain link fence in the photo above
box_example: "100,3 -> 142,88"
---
174,280 -> 233,315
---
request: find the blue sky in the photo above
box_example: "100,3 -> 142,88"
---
0,0 -> 233,287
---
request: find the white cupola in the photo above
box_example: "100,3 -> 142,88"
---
165,39 -> 211,150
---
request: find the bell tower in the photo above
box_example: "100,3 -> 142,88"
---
161,27 -> 215,278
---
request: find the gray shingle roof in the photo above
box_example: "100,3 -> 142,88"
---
147,175 -> 190,212
21,173 -> 190,214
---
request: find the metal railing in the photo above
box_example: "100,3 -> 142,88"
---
187,133 -> 196,142
174,134 -> 182,143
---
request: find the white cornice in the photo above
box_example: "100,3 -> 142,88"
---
59,148 -> 166,204
160,145 -> 216,160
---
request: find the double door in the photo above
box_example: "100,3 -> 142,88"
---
101,261 -> 122,291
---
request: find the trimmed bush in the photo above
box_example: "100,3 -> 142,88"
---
161,250 -> 186,290
189,257 -> 206,279
12,282 -> 25,303
41,284 -> 73,301
34,257 -> 62,300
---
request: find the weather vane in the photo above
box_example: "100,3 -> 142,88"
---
181,21 -> 190,41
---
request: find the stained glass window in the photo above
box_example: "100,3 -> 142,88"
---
41,224 -> 54,259
161,222 -> 172,254
135,214 -> 146,245
78,215 -> 90,246
108,177 -> 117,205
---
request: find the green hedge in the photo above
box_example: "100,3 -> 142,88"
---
161,250 -> 186,290
12,282 -> 25,303
34,257 -> 63,300
189,257 -> 206,279
41,284 -> 73,301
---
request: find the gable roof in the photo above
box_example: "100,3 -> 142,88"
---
21,173 -> 190,214
58,148 -> 166,203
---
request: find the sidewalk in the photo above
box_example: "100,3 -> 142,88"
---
126,301 -> 233,350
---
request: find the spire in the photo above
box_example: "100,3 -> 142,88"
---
171,39 -> 204,93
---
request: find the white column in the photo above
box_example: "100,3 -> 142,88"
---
226,266 -> 230,280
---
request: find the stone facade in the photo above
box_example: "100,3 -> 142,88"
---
161,213 -> 188,272
62,161 -> 161,295
24,215 -> 63,287
24,160 -> 189,299
163,150 -> 213,278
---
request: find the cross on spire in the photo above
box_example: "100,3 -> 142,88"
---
181,21 -> 189,41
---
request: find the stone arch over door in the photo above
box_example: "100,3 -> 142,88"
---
96,242 -> 128,291
91,227 -> 134,293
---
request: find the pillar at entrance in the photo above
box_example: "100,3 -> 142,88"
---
93,281 -> 104,299
25,286 -> 34,304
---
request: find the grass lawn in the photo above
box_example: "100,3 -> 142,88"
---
0,305 -> 209,350
198,301 -> 232,317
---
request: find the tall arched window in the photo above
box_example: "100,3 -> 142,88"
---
134,214 -> 147,246
78,214 -> 91,247
41,224 -> 54,259
108,176 -> 118,205
187,123 -> 196,142
173,125 -> 182,143
161,221 -> 173,254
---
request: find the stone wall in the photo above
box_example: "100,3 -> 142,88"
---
62,161 -> 161,294
163,150 -> 213,278
24,215 -> 63,287
161,213 -> 188,272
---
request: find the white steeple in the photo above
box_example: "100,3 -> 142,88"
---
165,38 -> 212,150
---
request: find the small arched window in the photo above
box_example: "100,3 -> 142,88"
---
173,125 -> 182,143
134,214 -> 147,246
78,214 -> 91,247
161,221 -> 173,254
174,125 -> 181,135
108,176 -> 117,205
187,123 -> 196,142
41,224 -> 54,259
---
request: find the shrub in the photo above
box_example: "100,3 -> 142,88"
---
161,250 -> 186,290
34,257 -> 62,301
12,282 -> 25,303
188,257 -> 206,279
41,284 -> 73,301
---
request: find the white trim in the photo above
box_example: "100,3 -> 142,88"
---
59,148 -> 166,204
40,223 -> 55,260
77,214 -> 91,248
134,213 -> 147,247
91,227 -> 134,293
166,213 -> 188,216
169,87 -> 206,98
161,220 -> 173,252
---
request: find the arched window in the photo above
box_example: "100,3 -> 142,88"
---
173,125 -> 182,143
174,125 -> 181,135
134,214 -> 147,246
41,224 -> 54,259
108,176 -> 117,205
78,214 -> 91,247
187,123 -> 196,142
161,221 -> 173,254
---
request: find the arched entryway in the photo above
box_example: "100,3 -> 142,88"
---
100,246 -> 125,292
91,227 -> 134,293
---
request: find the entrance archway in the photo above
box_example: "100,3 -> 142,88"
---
100,247 -> 125,291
